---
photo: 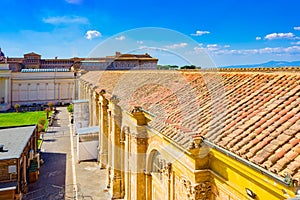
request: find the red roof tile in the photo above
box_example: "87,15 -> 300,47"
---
81,69 -> 300,184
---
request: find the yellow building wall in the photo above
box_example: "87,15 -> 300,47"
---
210,149 -> 296,200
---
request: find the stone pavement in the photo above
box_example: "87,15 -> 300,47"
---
24,107 -> 110,200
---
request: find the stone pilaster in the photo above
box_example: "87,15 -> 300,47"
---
98,91 -> 109,169
108,95 -> 124,199
88,86 -> 93,126
126,106 -> 148,200
93,91 -> 99,126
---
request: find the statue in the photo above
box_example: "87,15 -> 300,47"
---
0,48 -> 5,62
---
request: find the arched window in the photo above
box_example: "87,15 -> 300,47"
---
151,150 -> 164,180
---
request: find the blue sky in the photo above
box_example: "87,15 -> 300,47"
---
0,0 -> 300,67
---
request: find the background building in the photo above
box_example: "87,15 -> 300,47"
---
79,52 -> 158,71
0,50 -> 157,111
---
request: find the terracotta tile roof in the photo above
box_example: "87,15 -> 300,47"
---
80,69 -> 300,184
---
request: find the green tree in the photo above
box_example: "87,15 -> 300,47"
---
67,104 -> 73,113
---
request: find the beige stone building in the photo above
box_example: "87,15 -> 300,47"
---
0,64 -> 11,111
79,69 -> 300,200
11,69 -> 75,106
0,50 -> 158,111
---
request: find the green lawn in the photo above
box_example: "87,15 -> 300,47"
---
37,139 -> 43,149
0,111 -> 48,128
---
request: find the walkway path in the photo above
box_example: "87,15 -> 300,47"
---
24,107 -> 109,200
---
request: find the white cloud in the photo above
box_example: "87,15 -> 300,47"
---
165,42 -> 188,49
264,32 -> 295,40
43,16 -> 88,25
115,35 -> 126,41
256,36 -> 262,41
137,40 -> 143,44
291,41 -> 300,45
206,46 -> 300,55
193,46 -> 204,53
85,30 -> 101,40
192,41 -> 300,56
138,46 -> 168,52
66,0 -> 82,4
206,44 -> 218,48
206,44 -> 221,51
294,27 -> 300,31
191,30 -> 210,36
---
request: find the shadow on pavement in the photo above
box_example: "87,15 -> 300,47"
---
24,152 -> 67,200
42,139 -> 57,142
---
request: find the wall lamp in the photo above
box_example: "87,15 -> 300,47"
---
246,188 -> 256,199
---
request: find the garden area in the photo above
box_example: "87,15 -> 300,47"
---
0,111 -> 49,128
0,102 -> 56,149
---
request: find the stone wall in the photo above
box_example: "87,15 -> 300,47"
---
11,72 -> 74,106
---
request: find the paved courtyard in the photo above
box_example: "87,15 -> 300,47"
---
24,107 -> 109,200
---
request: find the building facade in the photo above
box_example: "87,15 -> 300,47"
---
11,69 -> 75,106
6,52 -> 77,72
79,52 -> 158,71
0,64 -> 11,111
4,51 -> 158,72
0,126 -> 39,200
0,50 -> 158,111
78,69 -> 300,200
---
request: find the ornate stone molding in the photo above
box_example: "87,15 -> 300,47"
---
161,162 -> 172,179
110,95 -> 120,105
99,89 -> 106,95
120,126 -> 129,142
93,91 -> 99,101
187,138 -> 203,150
193,182 -> 211,200
180,176 -> 211,200
135,137 -> 147,145
122,126 -> 130,135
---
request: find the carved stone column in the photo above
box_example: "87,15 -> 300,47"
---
127,106 -> 148,200
99,91 -> 109,169
88,86 -> 93,126
108,96 -> 124,199
145,171 -> 152,200
161,162 -> 172,200
93,91 -> 99,126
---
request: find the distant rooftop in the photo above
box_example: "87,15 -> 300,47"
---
0,126 -> 36,160
21,68 -> 69,73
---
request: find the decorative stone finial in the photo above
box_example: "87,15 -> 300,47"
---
131,106 -> 143,113
100,89 -> 106,95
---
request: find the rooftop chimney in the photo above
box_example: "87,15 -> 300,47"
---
0,144 -> 4,152
115,52 -> 121,57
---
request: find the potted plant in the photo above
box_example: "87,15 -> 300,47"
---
37,117 -> 47,139
48,101 -> 54,111
67,104 -> 73,113
45,108 -> 51,119
14,103 -> 20,113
